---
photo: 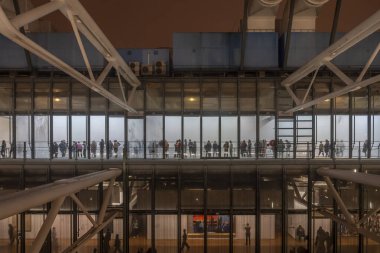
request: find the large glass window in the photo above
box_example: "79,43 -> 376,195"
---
16,82 -> 32,112
146,83 -> 163,111
128,118 -> 144,158
0,82 -> 12,112
72,83 -> 88,112
261,214 -> 281,253
181,214 -> 204,252
129,168 -> 152,210
0,116 -> 12,158
207,168 -> 230,209
184,83 -> 200,111
232,167 -> 256,209
234,215 -> 255,253
259,115 -> 275,158
129,214 -> 151,252
296,115 -> 312,158
181,168 -> 204,210
72,116 -> 87,159
352,115 -> 368,158
155,215 -> 177,253
165,83 -> 181,112
240,116 -> 256,158
277,117 -> 293,159
372,115 -> 380,158
315,115 -> 331,158
53,82 -> 69,111
221,82 -> 237,112
207,214 -> 230,252
335,115 -> 349,158
221,116 -> 237,158
202,82 -> 219,111
16,115 -> 31,158
34,82 -> 50,111
183,117 -> 200,158
109,117 -> 124,159
202,117 -> 219,158
90,116 -> 105,159
34,115 -> 50,158
128,87 -> 144,111
53,116 -> 68,159
258,82 -> 275,111
155,168 -> 178,210
239,82 -> 256,112
108,82 -> 125,112
165,116 -> 182,159
146,116 -> 163,158
90,90 -> 107,112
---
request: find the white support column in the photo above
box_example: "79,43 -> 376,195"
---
356,42 -> 380,82
10,0 -> 64,29
66,9 -> 95,82
324,176 -> 356,225
30,196 -> 65,253
98,178 -> 115,224
70,193 -> 96,226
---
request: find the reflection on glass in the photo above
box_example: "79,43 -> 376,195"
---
335,115 -> 349,158
181,168 -> 204,209
234,215 -> 255,253
207,169 -> 230,209
53,83 -> 68,111
0,82 -> 12,111
78,214 -> 98,252
373,115 -> 380,158
165,83 -> 181,111
34,83 -> 50,111
0,215 -> 18,253
202,117 -> 219,158
53,116 -> 68,159
72,83 -> 88,112
233,168 -> 256,209
296,115 -> 312,158
146,116 -> 163,158
16,115 -> 31,158
128,119 -> 144,158
184,83 -> 200,111
155,215 -> 177,253
146,83 -> 163,111
203,82 -> 219,111
90,116 -> 105,159
165,116 -> 181,159
109,117 -> 124,159
183,117 -> 200,158
72,116 -> 87,159
0,116 -> 12,158
16,83 -> 32,112
221,117 -> 237,158
259,116 -> 275,158
277,118 -> 293,158
129,214 -> 151,253
155,169 -> 178,210
259,82 -> 275,111
34,115 -> 49,158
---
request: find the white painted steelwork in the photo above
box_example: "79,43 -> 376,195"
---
0,0 -> 140,112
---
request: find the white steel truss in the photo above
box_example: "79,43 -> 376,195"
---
281,10 -> 380,113
290,167 -> 380,243
0,168 -> 122,253
0,0 -> 141,112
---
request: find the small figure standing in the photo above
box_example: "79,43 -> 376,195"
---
8,224 -> 15,246
229,140 -> 233,157
180,229 -> 190,251
114,234 -> 122,253
100,139 -> 105,158
1,140 -> 6,158
245,223 -> 251,246
318,141 -> 324,157
90,141 -> 97,158
113,140 -> 121,158
295,225 -> 305,240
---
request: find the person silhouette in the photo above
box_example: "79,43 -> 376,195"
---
180,229 -> 190,251
245,223 -> 251,246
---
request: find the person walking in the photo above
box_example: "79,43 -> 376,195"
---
53,142 -> 59,158
103,229 -> 111,253
180,229 -> 190,251
245,223 -> 251,246
318,141 -> 324,157
324,140 -> 330,157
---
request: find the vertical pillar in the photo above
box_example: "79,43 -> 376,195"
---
255,167 -> 260,253
282,167 -> 287,253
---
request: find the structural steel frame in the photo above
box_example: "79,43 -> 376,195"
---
291,167 -> 380,243
281,10 -> 380,113
0,0 -> 141,112
0,168 -> 122,253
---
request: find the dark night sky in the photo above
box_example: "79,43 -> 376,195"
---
31,0 -> 380,48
